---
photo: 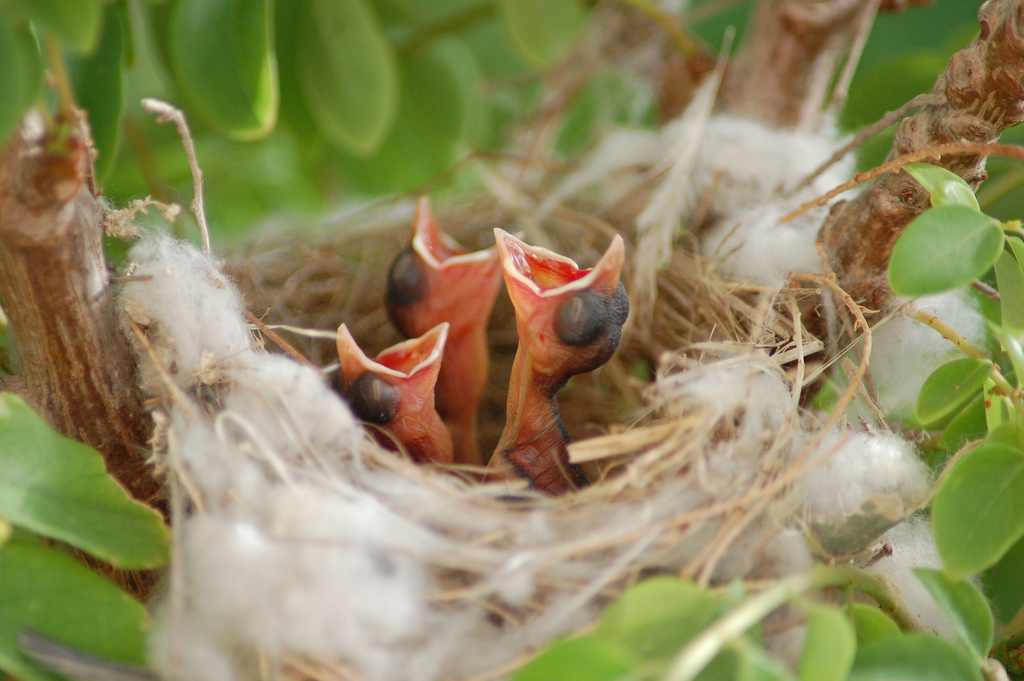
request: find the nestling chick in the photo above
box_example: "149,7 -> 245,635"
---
491,230 -> 629,494
336,323 -> 453,464
386,198 -> 503,466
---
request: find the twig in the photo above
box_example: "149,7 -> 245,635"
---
245,311 -> 319,371
826,0 -> 880,117
791,93 -> 942,195
910,309 -> 988,360
141,99 -> 211,254
665,566 -> 916,681
911,308 -> 1016,395
782,142 -> 1024,223
972,280 -> 1001,301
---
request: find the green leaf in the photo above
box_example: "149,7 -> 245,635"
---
596,577 -> 724,660
0,394 -> 169,569
939,395 -> 987,452
995,250 -> 1024,334
888,205 -> 1005,297
0,20 -> 43,144
336,41 -> 466,194
915,357 -> 992,427
499,0 -> 587,68
299,0 -> 398,155
16,0 -> 103,54
434,38 -> 490,150
513,636 -> 634,681
848,633 -> 982,681
990,324 -> 1024,390
986,423 -> 1024,450
983,379 -> 1014,432
932,443 -> 1024,577
0,536 -> 148,681
799,605 -> 856,681
981,536 -> 1024,624
904,163 -> 980,211
70,7 -> 123,183
847,604 -> 901,648
913,568 -> 994,660
169,0 -> 277,139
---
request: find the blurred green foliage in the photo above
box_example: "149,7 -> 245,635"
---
0,0 -> 1009,240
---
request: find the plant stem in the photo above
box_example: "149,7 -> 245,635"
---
398,2 -> 496,55
911,308 -> 1018,396
911,309 -> 989,360
43,34 -> 78,120
665,566 -> 915,681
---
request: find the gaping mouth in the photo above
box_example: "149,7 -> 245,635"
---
337,323 -> 449,380
411,197 -> 495,270
493,228 -> 625,298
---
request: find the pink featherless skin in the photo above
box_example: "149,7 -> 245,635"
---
385,197 -> 503,467
490,230 -> 629,495
336,322 -> 453,465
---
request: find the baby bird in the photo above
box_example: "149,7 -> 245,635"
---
386,197 -> 503,466
336,322 -> 453,464
490,230 -> 628,495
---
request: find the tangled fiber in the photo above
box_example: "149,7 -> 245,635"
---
118,167 -> 940,680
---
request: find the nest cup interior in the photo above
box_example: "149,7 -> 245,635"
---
227,196 -> 811,485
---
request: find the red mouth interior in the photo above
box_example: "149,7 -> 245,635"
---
377,336 -> 439,375
505,240 -> 590,290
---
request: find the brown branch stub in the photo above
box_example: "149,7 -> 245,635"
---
0,115 -> 159,505
720,0 -> 865,129
822,0 -> 1024,311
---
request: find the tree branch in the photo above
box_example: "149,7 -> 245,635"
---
822,0 -> 1024,310
720,0 -> 864,129
0,115 -> 158,505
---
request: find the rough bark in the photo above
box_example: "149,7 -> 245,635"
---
720,0 -> 864,129
822,0 -> 1024,311
0,117 -> 158,505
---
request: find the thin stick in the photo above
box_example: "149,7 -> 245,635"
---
781,141 -> 1024,223
911,309 -> 987,360
789,94 -> 942,195
141,98 -> 211,254
245,311 -> 319,371
826,0 -> 880,118
973,280 -> 1001,301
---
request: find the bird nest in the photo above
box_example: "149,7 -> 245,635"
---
110,188 -> 905,681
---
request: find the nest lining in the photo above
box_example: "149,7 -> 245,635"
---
116,205 -> 935,681
110,101 -> 968,680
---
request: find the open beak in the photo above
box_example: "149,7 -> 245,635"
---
336,322 -> 453,464
491,230 -> 629,495
386,197 -> 503,466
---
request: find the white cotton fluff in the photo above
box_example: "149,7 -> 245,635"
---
219,354 -> 362,475
691,114 -> 854,218
170,502 -> 431,679
866,519 -> 957,639
653,353 -> 793,475
800,431 -> 932,556
699,196 -> 826,288
119,233 -> 253,392
121,236 -> 830,681
868,290 -> 987,422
